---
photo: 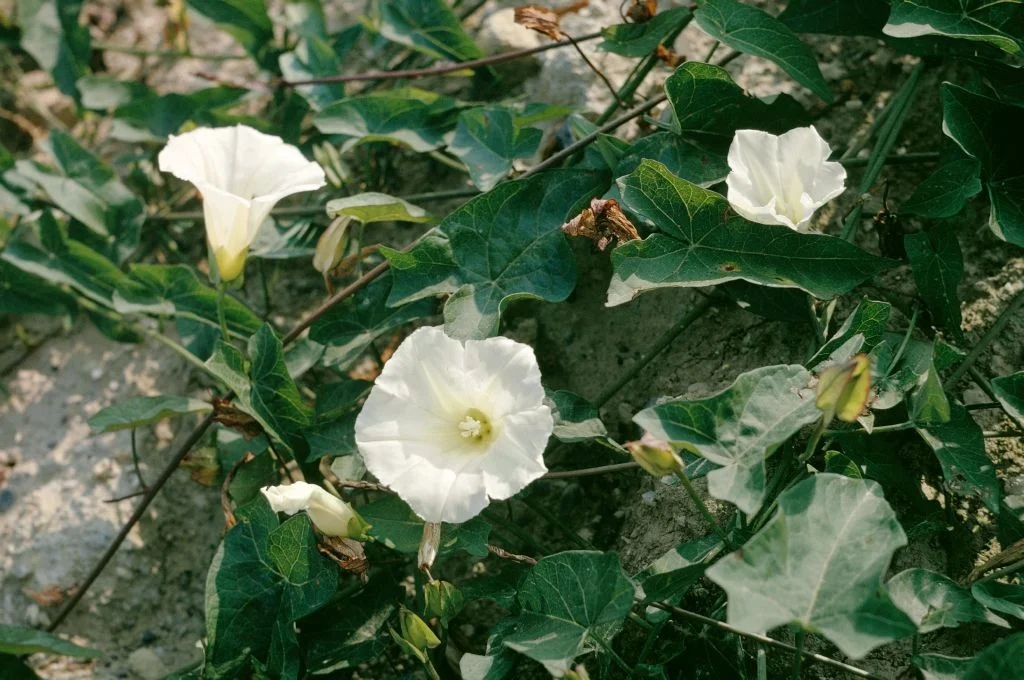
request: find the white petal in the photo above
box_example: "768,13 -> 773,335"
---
260,481 -> 356,536
727,130 -> 782,207
480,407 -> 551,500
462,335 -> 546,418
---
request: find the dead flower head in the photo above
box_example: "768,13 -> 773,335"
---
562,197 -> 640,251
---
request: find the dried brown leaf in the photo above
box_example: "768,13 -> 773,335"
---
515,4 -> 565,40
562,198 -> 640,251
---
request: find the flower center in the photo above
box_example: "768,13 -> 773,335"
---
457,408 -> 493,444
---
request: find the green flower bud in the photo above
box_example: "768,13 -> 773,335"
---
625,433 -> 684,478
399,606 -> 440,652
816,354 -> 871,425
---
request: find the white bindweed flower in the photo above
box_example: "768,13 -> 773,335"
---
725,126 -> 846,232
158,125 -> 326,281
355,326 -> 553,524
261,481 -> 369,538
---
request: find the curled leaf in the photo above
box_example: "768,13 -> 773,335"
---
514,4 -> 565,40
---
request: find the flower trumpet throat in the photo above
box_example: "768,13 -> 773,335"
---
158,124 -> 326,283
355,326 -> 553,524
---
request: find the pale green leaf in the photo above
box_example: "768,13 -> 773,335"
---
634,364 -> 819,515
0,624 -> 99,658
314,88 -> 462,152
447,106 -> 543,191
706,474 -> 915,659
884,0 -> 1024,54
374,0 -> 483,62
972,581 -> 1024,621
88,395 -> 212,432
889,568 -> 1008,633
326,192 -> 431,223
991,372 -> 1024,429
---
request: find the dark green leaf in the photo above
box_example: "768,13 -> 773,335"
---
88,395 -> 212,432
15,131 -> 144,261
460,618 -> 519,680
206,324 -> 312,456
447,106 -> 544,191
384,169 -> 608,339
279,37 -> 345,111
665,63 -> 809,140
964,633 -> 1024,679
503,551 -> 635,674
917,404 -> 1000,513
972,581 -> 1024,621
884,0 -> 1024,54
301,575 -> 401,675
600,7 -> 690,57
374,0 -> 483,62
808,298 -> 892,368
694,0 -> 833,101
314,87 -> 463,152
205,498 -> 337,677
905,225 -> 964,339
637,535 -> 719,604
115,264 -> 262,339
186,0 -> 275,67
871,336 -> 950,421
706,474 -> 915,659
1,212 -> 134,306
614,133 -> 729,188
0,655 -> 39,680
547,390 -> 606,443
779,0 -> 889,36
227,450 -> 276,506
889,568 -> 1008,633
310,274 -> 435,370
609,161 -> 893,305
0,259 -> 75,316
634,364 -> 818,514
360,495 -> 490,557
18,0 -> 90,96
941,84 -> 1024,247
824,450 -> 864,478
307,379 -> 371,462
992,372 -> 1024,429
902,146 -> 983,219
913,654 -> 974,680
0,624 -> 100,658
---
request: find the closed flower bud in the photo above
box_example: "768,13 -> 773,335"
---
626,433 -> 684,478
313,214 -> 353,277
261,481 -> 370,540
399,606 -> 441,652
418,522 -> 442,572
816,354 -> 871,425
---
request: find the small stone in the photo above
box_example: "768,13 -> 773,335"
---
641,491 -> 657,506
128,648 -> 169,680
25,603 -> 50,628
91,367 -> 104,380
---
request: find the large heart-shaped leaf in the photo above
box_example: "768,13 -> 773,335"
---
314,88 -> 463,152
374,0 -> 483,62
608,161 -> 893,306
942,84 -> 1024,246
905,225 -> 964,340
889,568 -> 1008,633
503,551 -> 635,675
884,0 -> 1024,55
665,63 -> 809,141
383,169 -> 608,339
88,395 -> 212,433
205,498 -> 337,678
964,633 -> 1024,679
916,404 -> 1000,513
694,0 -> 834,101
706,474 -> 915,659
446,106 -> 544,191
206,324 -> 313,456
634,364 -> 819,515
309,274 -> 435,370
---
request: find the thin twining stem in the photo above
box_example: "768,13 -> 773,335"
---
282,31 -> 602,86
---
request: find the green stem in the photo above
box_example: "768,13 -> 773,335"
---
673,469 -> 738,550
883,307 -> 920,380
838,151 -> 939,168
948,286 -> 1024,388
791,628 -> 806,679
130,428 -> 147,490
543,462 -> 639,479
216,283 -> 231,343
974,557 -> 1024,584
798,419 -> 826,463
840,62 -> 926,242
822,420 -> 915,437
592,634 -> 633,675
595,297 -> 714,407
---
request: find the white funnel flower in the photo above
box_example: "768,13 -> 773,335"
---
158,125 -> 326,281
355,326 -> 553,524
726,126 -> 846,232
261,481 -> 368,538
